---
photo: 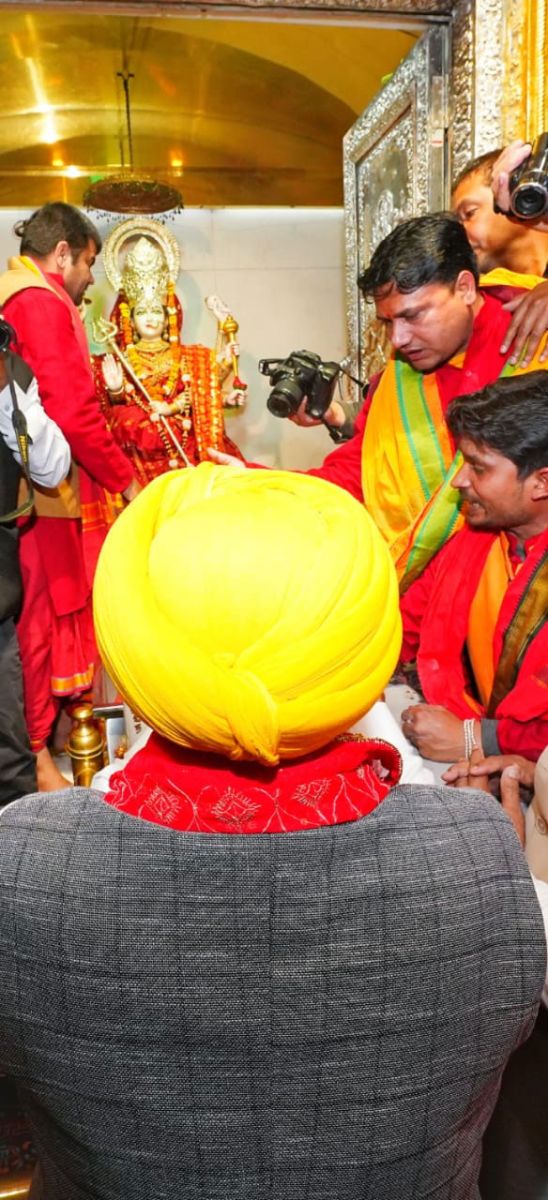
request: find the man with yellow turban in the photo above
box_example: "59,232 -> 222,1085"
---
0,464 -> 544,1199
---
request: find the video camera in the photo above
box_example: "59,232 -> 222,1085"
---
509,133 -> 548,218
259,350 -> 341,421
0,317 -> 14,354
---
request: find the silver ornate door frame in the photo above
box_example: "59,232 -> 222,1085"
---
343,26 -> 450,389
341,0 -> 526,392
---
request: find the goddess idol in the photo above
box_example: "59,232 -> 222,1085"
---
92,217 -> 245,486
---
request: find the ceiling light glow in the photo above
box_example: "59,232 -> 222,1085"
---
42,118 -> 58,144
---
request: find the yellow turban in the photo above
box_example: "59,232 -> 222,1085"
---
93,463 -> 402,765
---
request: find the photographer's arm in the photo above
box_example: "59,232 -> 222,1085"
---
208,375 -> 374,487
0,370 -> 70,487
306,376 -> 379,499
292,398 -> 356,442
486,142 -> 548,362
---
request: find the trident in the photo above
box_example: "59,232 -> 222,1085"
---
92,317 -> 193,469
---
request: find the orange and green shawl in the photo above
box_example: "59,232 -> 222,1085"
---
361,288 -> 548,592
361,358 -> 467,592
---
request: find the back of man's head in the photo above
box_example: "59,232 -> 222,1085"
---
447,370 -> 548,478
13,202 -> 101,261
358,212 -> 479,299
451,147 -> 548,276
452,148 -> 501,193
93,463 -> 401,765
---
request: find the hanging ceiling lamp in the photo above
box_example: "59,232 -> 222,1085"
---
84,70 -> 183,216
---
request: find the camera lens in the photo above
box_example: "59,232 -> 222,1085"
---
267,377 -> 304,419
511,182 -> 548,218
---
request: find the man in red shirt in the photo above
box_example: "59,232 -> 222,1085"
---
213,215 -> 548,590
0,203 -> 138,790
399,371 -> 548,763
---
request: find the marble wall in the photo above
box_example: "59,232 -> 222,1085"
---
0,207 -> 346,471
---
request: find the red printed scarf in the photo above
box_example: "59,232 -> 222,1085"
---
104,734 -> 402,834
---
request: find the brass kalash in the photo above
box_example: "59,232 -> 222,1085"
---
65,703 -> 107,788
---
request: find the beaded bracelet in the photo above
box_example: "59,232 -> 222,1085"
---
463,717 -> 478,760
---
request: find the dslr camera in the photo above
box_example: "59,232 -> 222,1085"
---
509,133 -> 548,218
259,350 -> 340,421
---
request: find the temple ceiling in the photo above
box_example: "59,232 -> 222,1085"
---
0,6 -> 418,206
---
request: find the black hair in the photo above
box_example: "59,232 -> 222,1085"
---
447,371 -> 548,478
452,148 -> 503,192
13,202 -> 101,259
357,212 -> 479,299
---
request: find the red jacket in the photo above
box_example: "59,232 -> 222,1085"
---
401,525 -> 548,760
4,273 -> 134,613
4,277 -> 133,494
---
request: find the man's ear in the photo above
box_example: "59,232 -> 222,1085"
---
530,466 -> 548,501
454,269 -> 478,304
53,240 -> 71,268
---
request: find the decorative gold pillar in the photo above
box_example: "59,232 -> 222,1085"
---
521,0 -> 547,138
500,0 -> 548,144
452,0 -> 548,168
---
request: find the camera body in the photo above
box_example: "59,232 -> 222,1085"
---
0,317 -> 15,355
259,350 -> 340,420
509,133 -> 548,218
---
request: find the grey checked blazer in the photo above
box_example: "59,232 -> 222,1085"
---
0,784 -> 544,1200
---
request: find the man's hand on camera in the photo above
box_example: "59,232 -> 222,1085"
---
207,448 -> 247,469
491,141 -> 530,213
289,397 -> 347,429
490,141 -> 548,230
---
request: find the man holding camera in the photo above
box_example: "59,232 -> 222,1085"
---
322,212 -> 548,592
213,213 -> 548,590
288,138 -> 548,445
492,140 -> 548,233
0,202 -> 139,791
0,320 -> 70,803
452,141 -> 548,371
452,147 -> 548,279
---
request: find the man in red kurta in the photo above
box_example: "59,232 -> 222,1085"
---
308,283 -> 522,503
0,203 -> 138,790
400,372 -> 548,763
214,215 -> 548,589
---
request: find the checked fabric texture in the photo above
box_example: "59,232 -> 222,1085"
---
0,784 -> 544,1200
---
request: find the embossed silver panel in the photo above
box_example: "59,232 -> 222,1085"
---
10,0 -> 456,11
451,0 -> 523,174
450,0 -> 475,178
343,26 -> 449,392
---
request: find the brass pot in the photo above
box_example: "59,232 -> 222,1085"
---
65,703 -> 107,788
